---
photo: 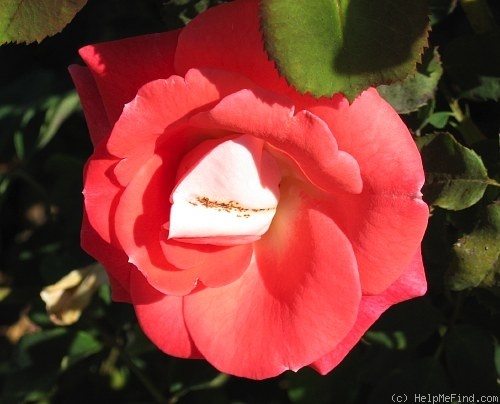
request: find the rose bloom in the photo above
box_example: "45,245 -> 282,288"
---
70,0 -> 428,379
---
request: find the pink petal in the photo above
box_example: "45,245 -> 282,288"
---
332,191 -> 428,294
81,213 -> 132,303
81,141 -> 133,301
82,153 -> 120,244
306,89 -> 428,294
169,135 -> 281,245
183,180 -> 361,379
160,240 -> 252,289
190,88 -> 362,194
307,88 -> 425,195
311,250 -> 427,374
68,65 -> 111,147
106,68 -> 255,187
114,153 -> 253,295
129,270 -> 202,359
175,0 -> 290,96
79,31 -> 180,124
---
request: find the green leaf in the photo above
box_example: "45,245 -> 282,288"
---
378,47 -> 443,114
38,91 -> 81,150
425,111 -> 454,129
62,331 -> 103,369
260,0 -> 429,101
442,33 -> 500,101
417,133 -> 494,210
446,202 -> 500,291
0,0 -> 87,45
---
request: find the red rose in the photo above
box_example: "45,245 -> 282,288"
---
70,0 -> 428,379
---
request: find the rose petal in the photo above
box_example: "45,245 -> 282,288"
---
81,141 -> 132,302
190,88 -> 362,194
169,135 -> 281,245
310,250 -> 427,374
106,68 -> 255,187
81,213 -> 132,302
175,0 -> 289,96
183,180 -> 361,379
114,153 -> 253,295
332,191 -> 428,295
82,152 -> 120,244
79,31 -> 180,124
161,239 -> 251,288
129,270 -> 202,359
308,88 -> 425,195
306,89 -> 428,294
68,65 -> 111,147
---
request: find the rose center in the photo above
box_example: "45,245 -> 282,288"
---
168,134 -> 281,246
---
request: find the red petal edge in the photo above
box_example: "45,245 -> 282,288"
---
79,31 -> 180,125
310,249 -> 427,374
130,270 -> 202,359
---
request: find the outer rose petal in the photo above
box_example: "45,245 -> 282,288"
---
68,65 -> 111,146
129,270 -> 201,359
331,191 -> 428,295
70,64 -> 131,298
175,0 -> 289,96
308,88 -> 425,195
190,88 -> 362,194
81,140 -> 133,302
306,89 -> 429,294
311,250 -> 427,374
183,181 -> 361,379
81,215 -> 134,302
82,151 -> 119,244
81,213 -> 132,303
79,31 -> 179,124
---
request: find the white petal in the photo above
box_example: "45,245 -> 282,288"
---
168,135 -> 281,246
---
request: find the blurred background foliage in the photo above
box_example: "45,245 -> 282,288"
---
0,0 -> 499,402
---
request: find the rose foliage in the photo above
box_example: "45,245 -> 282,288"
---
70,0 -> 429,379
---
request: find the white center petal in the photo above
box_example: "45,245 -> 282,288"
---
168,134 -> 281,246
